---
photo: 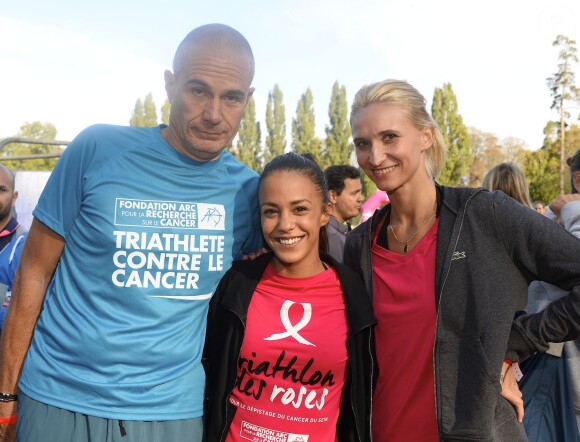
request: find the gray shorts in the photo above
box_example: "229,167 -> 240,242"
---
17,392 -> 203,442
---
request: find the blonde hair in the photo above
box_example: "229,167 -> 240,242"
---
481,162 -> 532,208
350,79 -> 447,179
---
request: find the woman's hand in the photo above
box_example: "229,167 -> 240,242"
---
500,361 -> 524,423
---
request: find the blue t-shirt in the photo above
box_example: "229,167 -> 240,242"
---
19,124 -> 263,420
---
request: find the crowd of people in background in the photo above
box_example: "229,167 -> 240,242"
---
481,155 -> 580,441
0,23 -> 579,442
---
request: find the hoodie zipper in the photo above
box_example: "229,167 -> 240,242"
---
367,331 -> 374,442
347,326 -> 374,442
432,191 -> 478,437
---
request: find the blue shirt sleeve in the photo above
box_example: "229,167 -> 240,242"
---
33,126 -> 99,238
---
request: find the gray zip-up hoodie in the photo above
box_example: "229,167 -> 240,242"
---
344,185 -> 580,441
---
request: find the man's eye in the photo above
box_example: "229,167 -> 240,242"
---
224,95 -> 242,103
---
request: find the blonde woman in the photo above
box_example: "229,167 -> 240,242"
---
482,162 -> 533,208
344,79 -> 580,441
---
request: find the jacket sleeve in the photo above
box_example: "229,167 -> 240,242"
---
492,192 -> 580,361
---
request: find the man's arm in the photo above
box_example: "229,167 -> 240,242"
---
0,219 -> 64,439
558,198 -> 580,238
548,194 -> 580,216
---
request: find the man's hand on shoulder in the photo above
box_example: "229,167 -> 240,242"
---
241,248 -> 269,261
549,194 -> 580,217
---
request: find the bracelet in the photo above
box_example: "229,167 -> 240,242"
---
0,393 -> 17,402
504,358 -> 513,366
0,415 -> 17,425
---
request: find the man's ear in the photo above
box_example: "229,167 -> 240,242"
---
11,190 -> 18,207
245,87 -> 255,107
320,203 -> 330,227
328,189 -> 338,205
574,171 -> 580,193
164,70 -> 175,104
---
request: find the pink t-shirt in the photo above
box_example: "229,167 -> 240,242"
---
371,219 -> 440,441
226,264 -> 348,442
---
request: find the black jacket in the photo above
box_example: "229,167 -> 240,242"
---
344,186 -> 580,441
203,252 -> 376,442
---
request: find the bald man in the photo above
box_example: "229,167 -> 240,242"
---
0,24 -> 262,442
0,165 -> 26,332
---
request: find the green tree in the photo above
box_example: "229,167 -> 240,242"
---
291,88 -> 321,159
525,147 -> 560,204
431,83 -> 472,186
1,122 -> 62,170
501,137 -> 528,169
143,93 -> 158,127
522,120 -> 580,203
130,93 -> 158,127
130,98 -> 145,127
547,35 -> 580,195
467,128 -> 504,187
324,81 -> 352,169
565,124 -> 580,160
161,98 -> 171,125
234,97 -> 261,172
264,84 -> 286,164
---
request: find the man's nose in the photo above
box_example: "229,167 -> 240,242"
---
203,97 -> 223,124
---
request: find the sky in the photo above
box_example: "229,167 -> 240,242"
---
1,0 -> 580,151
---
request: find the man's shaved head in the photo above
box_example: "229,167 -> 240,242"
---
172,23 -> 255,81
0,164 -> 16,225
162,23 -> 255,162
0,164 -> 15,191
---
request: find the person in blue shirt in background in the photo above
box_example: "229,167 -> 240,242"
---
0,23 -> 262,442
0,165 -> 26,331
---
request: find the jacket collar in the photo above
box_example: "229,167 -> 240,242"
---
434,185 -> 483,304
0,217 -> 19,238
220,253 -> 270,324
219,251 -> 375,337
366,184 -> 484,307
438,184 -> 482,215
0,217 -> 19,252
327,215 -> 349,234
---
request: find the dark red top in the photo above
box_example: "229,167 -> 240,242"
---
371,219 -> 440,441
